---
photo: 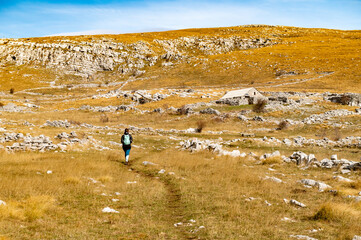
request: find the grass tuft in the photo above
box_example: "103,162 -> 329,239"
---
313,203 -> 359,222
63,176 -> 81,185
261,156 -> 282,165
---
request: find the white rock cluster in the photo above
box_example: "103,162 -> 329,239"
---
43,120 -> 71,128
6,134 -> 58,152
284,152 -> 359,170
303,109 -> 359,124
299,179 -> 331,191
180,139 -> 247,157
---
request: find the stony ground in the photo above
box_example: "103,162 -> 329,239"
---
0,76 -> 360,239
0,25 -> 361,239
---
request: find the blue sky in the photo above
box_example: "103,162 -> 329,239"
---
0,0 -> 360,38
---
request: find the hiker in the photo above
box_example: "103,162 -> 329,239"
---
121,128 -> 133,164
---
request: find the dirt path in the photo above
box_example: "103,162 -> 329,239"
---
125,159 -> 200,239
263,71 -> 334,88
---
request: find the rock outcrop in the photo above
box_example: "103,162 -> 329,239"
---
0,37 -> 275,76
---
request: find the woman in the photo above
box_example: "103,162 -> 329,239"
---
121,128 -> 133,165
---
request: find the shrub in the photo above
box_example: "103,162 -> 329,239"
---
9,88 -> 14,94
196,120 -> 206,133
177,105 -> 190,115
253,99 -> 267,113
0,102 -> 4,107
277,120 -> 289,130
333,128 -> 342,141
100,114 -> 109,123
340,94 -> 351,105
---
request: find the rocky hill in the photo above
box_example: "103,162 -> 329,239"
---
0,36 -> 274,77
0,25 -> 360,92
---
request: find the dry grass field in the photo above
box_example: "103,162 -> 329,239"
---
0,25 -> 361,239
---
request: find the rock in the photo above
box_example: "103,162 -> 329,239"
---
200,108 -> 220,115
281,217 -> 296,222
289,151 -> 315,165
153,108 -> 164,114
340,169 -> 351,174
238,115 -> 249,121
290,235 -> 318,240
126,181 -> 137,184
331,154 -> 337,161
143,161 -> 156,166
264,176 -> 283,183
300,179 -> 331,191
102,207 -> 119,213
345,162 -> 361,171
290,199 -> 306,208
241,133 -> 255,137
158,169 -> 166,174
283,138 -> 292,146
253,116 -> 264,121
334,176 -> 353,183
0,200 -> 6,206
353,236 -> 361,240
260,151 -> 280,160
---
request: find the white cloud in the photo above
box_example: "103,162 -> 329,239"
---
47,29 -> 122,37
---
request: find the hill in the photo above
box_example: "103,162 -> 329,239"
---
1,25 -> 360,93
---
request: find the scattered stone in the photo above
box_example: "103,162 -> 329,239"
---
281,217 -> 296,222
126,181 -> 137,184
102,207 -> 119,213
289,199 -> 306,208
264,176 -> 283,183
143,161 -> 156,166
290,235 -> 318,240
174,222 -> 183,227
334,176 -> 353,183
300,179 -> 331,191
265,200 -> 272,206
200,108 -> 220,115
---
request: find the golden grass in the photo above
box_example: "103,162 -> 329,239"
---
0,195 -> 55,221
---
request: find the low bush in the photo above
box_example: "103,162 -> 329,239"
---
253,99 -> 267,113
277,120 -> 289,130
196,120 -> 206,133
100,114 -> 109,123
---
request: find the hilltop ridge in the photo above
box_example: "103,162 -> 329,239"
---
0,25 -> 360,92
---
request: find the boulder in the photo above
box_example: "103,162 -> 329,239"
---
200,108 -> 220,115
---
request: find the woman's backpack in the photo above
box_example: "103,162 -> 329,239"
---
123,135 -> 131,145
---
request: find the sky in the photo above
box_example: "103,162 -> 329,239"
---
0,0 -> 360,38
